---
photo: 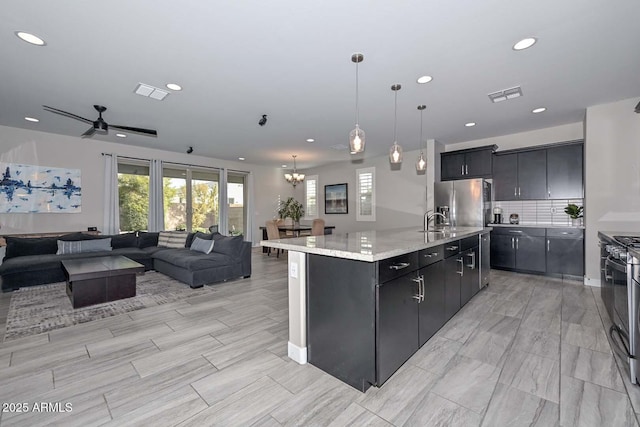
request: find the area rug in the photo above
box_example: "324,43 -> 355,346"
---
3,271 -> 217,342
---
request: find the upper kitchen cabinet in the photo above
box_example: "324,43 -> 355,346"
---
492,141 -> 583,201
441,145 -> 496,181
547,143 -> 584,199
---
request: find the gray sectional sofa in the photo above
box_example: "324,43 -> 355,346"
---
0,231 -> 251,292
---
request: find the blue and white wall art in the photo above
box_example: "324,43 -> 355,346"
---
0,163 -> 82,213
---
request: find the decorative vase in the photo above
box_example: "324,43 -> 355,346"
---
571,218 -> 582,226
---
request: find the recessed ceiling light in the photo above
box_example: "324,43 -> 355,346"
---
15,31 -> 46,46
465,122 -> 476,127
417,75 -> 433,84
306,138 -> 315,143
532,107 -> 547,113
116,133 -> 127,138
238,157 -> 245,161
281,164 -> 287,168
24,117 -> 39,122
166,83 -> 182,91
513,37 -> 537,51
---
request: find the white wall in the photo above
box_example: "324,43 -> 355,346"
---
584,97 -> 640,284
445,122 -> 584,153
0,125 -> 294,244
303,146 -> 439,233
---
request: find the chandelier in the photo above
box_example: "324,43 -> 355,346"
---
284,155 -> 305,187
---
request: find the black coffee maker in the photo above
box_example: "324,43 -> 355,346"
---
493,207 -> 503,224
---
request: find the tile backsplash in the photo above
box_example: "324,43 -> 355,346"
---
493,199 -> 583,226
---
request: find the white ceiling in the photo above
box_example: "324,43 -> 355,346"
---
2,0 -> 639,169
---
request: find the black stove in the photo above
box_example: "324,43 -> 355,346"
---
614,236 -> 640,248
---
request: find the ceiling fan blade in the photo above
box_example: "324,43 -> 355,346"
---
42,105 -> 92,124
110,124 -> 158,137
81,127 -> 96,137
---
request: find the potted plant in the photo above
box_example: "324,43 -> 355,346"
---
564,203 -> 584,226
278,197 -> 305,226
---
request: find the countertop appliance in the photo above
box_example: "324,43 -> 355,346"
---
493,207 -> 503,224
599,232 -> 640,385
434,178 -> 491,228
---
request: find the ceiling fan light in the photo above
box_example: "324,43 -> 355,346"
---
349,125 -> 365,154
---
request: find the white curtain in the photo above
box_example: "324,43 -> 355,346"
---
148,159 -> 164,232
246,172 -> 254,243
102,154 -> 120,235
219,168 -> 228,235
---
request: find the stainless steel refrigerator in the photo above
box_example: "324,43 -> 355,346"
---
434,178 -> 491,228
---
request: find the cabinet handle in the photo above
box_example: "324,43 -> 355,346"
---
465,164 -> 468,175
516,238 -> 519,250
411,275 -> 425,302
518,187 -> 521,197
512,237 -> 515,249
514,187 -> 517,197
457,258 -> 464,276
547,239 -> 550,252
421,275 -> 425,302
446,245 -> 458,251
548,187 -> 551,198
389,262 -> 410,270
425,252 -> 439,258
461,165 -> 465,175
508,230 -> 522,233
466,251 -> 476,269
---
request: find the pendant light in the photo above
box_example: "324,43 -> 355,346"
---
416,105 -> 427,172
284,155 -> 305,187
349,53 -> 365,154
389,84 -> 403,164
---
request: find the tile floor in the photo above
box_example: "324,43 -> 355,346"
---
0,249 -> 639,426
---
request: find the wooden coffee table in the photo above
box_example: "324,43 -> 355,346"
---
62,256 -> 145,308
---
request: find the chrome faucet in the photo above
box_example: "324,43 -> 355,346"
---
424,211 -> 447,231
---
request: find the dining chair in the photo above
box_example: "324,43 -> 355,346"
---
276,218 -> 292,237
311,218 -> 325,236
265,220 -> 284,257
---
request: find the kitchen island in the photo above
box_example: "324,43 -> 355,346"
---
261,226 -> 490,391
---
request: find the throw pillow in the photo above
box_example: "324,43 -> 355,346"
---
108,232 -> 137,249
211,235 -> 243,257
137,232 -> 159,248
3,236 -> 58,260
157,231 -> 189,248
190,237 -> 215,254
56,238 -> 112,255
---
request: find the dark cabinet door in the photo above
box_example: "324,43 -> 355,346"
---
418,262 -> 445,346
444,255 -> 462,320
493,153 -> 518,200
515,235 -> 546,272
441,153 -> 466,181
547,238 -> 584,276
490,234 -> 516,269
465,149 -> 493,177
377,274 -> 420,385
461,247 -> 480,306
547,144 -> 583,199
518,150 -> 547,199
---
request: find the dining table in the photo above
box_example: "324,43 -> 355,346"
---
259,223 -> 335,252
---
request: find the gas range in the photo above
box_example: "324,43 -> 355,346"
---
600,234 -> 640,263
615,235 -> 640,248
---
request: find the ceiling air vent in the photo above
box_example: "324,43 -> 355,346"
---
488,86 -> 522,103
134,83 -> 169,101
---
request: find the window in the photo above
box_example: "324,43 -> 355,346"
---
117,161 -> 150,232
227,172 -> 247,236
304,175 -> 318,219
163,166 -> 220,232
356,167 -> 375,221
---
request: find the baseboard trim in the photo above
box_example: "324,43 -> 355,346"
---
584,277 -> 601,288
288,342 -> 307,364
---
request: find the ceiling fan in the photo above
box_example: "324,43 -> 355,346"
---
42,104 -> 158,138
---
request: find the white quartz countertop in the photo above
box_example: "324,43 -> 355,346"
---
260,226 -> 489,262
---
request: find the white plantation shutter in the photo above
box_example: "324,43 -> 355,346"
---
356,167 -> 375,221
305,175 -> 318,219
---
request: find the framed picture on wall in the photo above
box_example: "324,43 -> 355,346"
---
325,183 -> 348,214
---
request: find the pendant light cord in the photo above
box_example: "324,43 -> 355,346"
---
355,61 -> 360,126
393,90 -> 398,142
420,109 -> 423,150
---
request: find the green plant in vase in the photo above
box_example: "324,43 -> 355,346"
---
564,203 -> 584,225
278,197 -> 305,225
